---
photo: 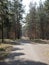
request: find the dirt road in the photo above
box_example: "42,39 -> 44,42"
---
0,39 -> 49,65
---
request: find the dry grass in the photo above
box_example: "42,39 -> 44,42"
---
0,43 -> 10,48
0,43 -> 12,60
0,43 -> 13,52
0,43 -> 12,49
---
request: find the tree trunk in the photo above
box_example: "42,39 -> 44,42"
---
7,28 -> 9,39
2,20 -> 4,43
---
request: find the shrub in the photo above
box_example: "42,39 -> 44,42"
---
0,48 -> 5,51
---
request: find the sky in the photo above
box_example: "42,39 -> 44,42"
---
10,0 -> 45,14
22,0 -> 45,26
22,0 -> 45,14
11,0 -> 45,26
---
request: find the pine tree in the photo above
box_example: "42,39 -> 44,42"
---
13,0 -> 24,39
44,0 -> 49,39
0,0 -> 9,42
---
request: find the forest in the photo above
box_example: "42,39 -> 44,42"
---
0,0 -> 49,64
0,0 -> 49,42
25,0 -> 49,40
0,0 -> 24,42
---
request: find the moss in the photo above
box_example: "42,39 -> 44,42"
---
0,48 -> 5,51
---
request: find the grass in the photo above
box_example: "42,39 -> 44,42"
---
0,43 -> 12,51
31,39 -> 47,44
0,43 -> 12,48
0,43 -> 12,60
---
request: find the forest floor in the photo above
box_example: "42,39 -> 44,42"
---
0,38 -> 49,65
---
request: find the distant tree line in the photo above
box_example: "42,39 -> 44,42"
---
0,0 -> 24,42
25,0 -> 49,39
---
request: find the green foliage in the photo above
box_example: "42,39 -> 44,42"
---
0,0 -> 24,40
0,48 -> 5,51
13,0 -> 24,39
25,0 -> 49,39
26,3 -> 38,39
